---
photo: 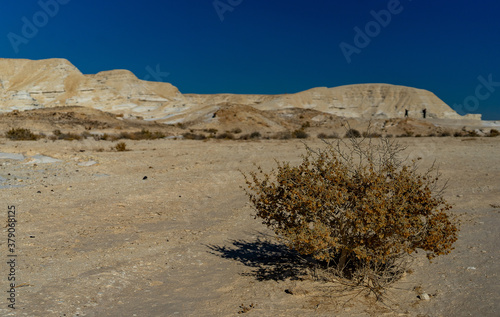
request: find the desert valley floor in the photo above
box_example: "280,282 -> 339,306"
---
0,137 -> 499,316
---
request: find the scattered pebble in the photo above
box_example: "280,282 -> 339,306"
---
285,287 -> 308,296
0,152 -> 25,160
78,160 -> 97,167
24,155 -> 61,164
418,293 -> 430,300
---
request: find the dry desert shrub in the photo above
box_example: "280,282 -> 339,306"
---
176,122 -> 187,129
362,131 -> 382,138
271,131 -> 292,140
344,128 -> 361,138
92,133 -> 115,141
182,132 -> 207,140
114,142 -> 128,152
243,136 -> 458,298
292,129 -> 309,139
216,132 -> 235,140
118,129 -> 166,140
317,132 -> 339,139
50,129 -> 83,141
91,129 -> 166,141
467,130 -> 480,137
489,129 -> 499,137
5,128 -> 41,140
239,131 -> 261,140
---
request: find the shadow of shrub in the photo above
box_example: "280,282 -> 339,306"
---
207,237 -> 312,281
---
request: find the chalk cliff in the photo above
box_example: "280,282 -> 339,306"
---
0,58 -> 481,122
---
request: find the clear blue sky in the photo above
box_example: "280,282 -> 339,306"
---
1,0 -> 499,119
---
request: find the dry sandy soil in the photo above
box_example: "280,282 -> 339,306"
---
0,136 -> 499,316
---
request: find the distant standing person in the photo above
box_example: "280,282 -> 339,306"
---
405,109 -> 409,117
422,109 -> 427,119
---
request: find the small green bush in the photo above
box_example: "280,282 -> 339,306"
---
489,129 -> 499,137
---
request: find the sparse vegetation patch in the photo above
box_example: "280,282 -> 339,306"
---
50,129 -> 83,141
292,129 -> 308,139
5,128 -> 40,140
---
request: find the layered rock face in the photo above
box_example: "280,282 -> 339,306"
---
0,58 -> 184,121
0,58 -> 481,122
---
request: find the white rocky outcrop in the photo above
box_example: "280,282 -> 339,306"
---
0,58 -> 481,122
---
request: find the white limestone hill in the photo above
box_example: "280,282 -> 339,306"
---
0,58 -> 481,123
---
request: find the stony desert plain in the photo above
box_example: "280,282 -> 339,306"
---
0,58 -> 499,316
0,130 -> 498,317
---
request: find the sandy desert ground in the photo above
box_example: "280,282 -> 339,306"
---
0,136 -> 499,316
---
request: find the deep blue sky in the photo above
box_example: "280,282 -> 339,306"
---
1,0 -> 499,119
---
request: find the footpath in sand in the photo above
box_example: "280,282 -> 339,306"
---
0,137 -> 499,316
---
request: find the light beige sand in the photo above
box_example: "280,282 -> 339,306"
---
0,137 -> 498,316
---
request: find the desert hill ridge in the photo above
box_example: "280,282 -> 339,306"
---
0,58 -> 481,123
